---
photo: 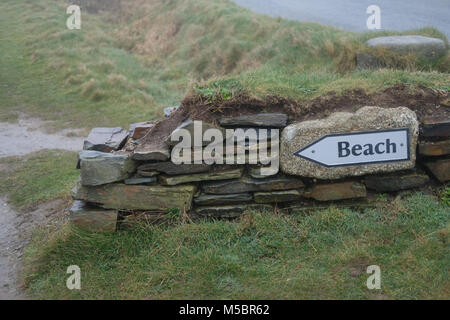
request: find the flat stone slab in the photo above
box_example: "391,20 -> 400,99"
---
137,162 -> 212,175
219,113 -> 288,128
254,189 -> 303,203
419,140 -> 450,156
132,139 -> 170,161
124,176 -> 157,185
366,35 -> 446,60
129,121 -> 154,140
69,200 -> 118,232
72,182 -> 196,211
364,173 -> 429,192
79,150 -> 136,186
421,118 -> 450,138
194,193 -> 253,206
159,168 -> 243,186
83,127 -> 129,152
281,106 -> 419,179
202,175 -> 304,194
425,158 -> 450,182
304,181 -> 366,201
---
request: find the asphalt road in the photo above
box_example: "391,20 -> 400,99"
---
233,0 -> 450,38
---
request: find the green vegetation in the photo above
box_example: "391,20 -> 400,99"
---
0,151 -> 79,211
24,193 -> 449,299
1,0 -> 448,129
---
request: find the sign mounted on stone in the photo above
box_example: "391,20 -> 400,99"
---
280,106 -> 419,180
294,128 -> 410,167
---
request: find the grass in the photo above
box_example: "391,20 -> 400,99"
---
0,150 -> 79,211
23,192 -> 449,299
1,0 -> 448,130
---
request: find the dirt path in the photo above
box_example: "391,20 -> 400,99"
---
0,115 -> 84,299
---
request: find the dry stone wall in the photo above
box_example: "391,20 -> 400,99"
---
70,106 -> 450,232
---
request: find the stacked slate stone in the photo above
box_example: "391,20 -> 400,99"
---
70,106 -> 450,232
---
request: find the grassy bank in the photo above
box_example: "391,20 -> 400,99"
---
1,0 -> 448,130
0,151 -> 79,211
24,193 -> 449,299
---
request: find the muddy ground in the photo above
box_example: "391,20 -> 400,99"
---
0,115 -> 84,299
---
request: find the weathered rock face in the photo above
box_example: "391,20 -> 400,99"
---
83,127 -> 129,152
304,182 -> 366,201
129,121 -> 154,140
194,193 -> 253,206
72,182 -> 196,211
281,106 -> 419,179
419,140 -> 450,156
219,113 -> 288,128
425,159 -> 450,182
79,150 -> 136,186
159,168 -> 244,186
254,190 -> 303,203
69,200 -> 118,232
202,175 -> 304,194
366,35 -> 447,60
364,172 -> 429,192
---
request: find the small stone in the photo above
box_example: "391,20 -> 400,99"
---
138,162 -> 211,175
441,99 -> 450,108
136,169 -> 160,177
72,182 -> 196,211
164,105 -> 179,117
249,165 -> 279,178
194,193 -> 252,206
219,113 -> 288,128
366,35 -> 446,60
421,118 -> 450,138
124,176 -> 157,185
364,173 -> 429,192
83,127 -> 129,152
419,140 -> 450,156
79,150 -> 136,186
304,182 -> 366,201
202,175 -> 304,194
69,200 -> 118,232
129,121 -> 155,140
254,189 -> 303,203
159,168 -> 243,186
425,159 -> 450,182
